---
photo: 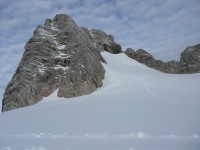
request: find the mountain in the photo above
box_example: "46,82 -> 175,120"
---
1,14 -> 121,112
0,14 -> 200,149
2,14 -> 200,112
0,52 -> 200,150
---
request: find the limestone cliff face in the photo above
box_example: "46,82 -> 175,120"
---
2,14 -> 121,112
125,44 -> 200,74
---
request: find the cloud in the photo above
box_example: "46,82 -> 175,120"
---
2,0 -> 53,15
109,0 -> 200,60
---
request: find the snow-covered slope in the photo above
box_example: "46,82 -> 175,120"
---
0,52 -> 200,150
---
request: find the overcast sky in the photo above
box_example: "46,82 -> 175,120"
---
0,0 -> 200,109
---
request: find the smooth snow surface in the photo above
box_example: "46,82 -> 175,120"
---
0,52 -> 200,150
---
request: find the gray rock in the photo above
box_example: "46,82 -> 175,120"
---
2,14 -> 105,112
157,61 -> 182,73
125,48 -> 155,64
88,29 -> 122,54
180,44 -> 200,73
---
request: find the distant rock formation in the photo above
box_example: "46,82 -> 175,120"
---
2,14 -> 121,112
125,44 -> 200,74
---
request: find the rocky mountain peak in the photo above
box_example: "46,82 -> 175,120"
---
45,14 -> 78,30
2,14 -> 121,112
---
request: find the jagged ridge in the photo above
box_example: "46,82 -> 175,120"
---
125,44 -> 200,74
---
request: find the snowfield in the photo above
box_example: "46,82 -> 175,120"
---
0,52 -> 200,150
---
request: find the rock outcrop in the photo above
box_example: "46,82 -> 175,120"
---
180,44 -> 200,73
82,28 -> 122,54
125,44 -> 200,74
2,14 -> 121,112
